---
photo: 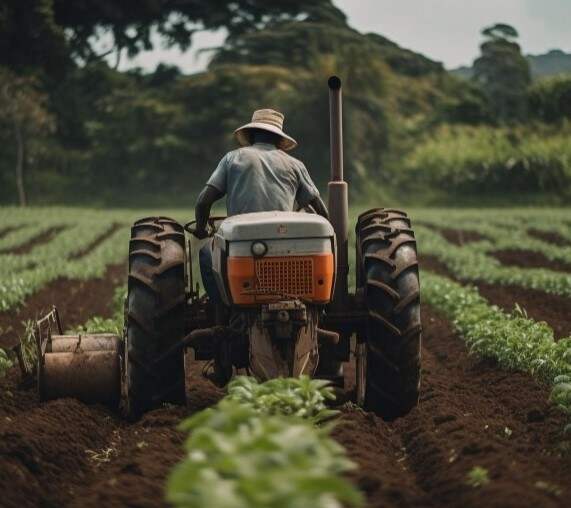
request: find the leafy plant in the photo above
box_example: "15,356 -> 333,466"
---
167,400 -> 362,508
18,319 -> 38,375
0,348 -> 12,377
551,375 -> 571,434
70,285 -> 126,335
226,375 -> 338,423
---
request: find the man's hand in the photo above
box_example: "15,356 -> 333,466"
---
195,184 -> 225,240
192,227 -> 210,240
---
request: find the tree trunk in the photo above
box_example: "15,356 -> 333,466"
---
14,119 -> 27,207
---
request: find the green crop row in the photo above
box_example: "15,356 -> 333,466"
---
226,375 -> 338,424
0,226 -> 129,311
411,208 -> 569,235
422,271 -> 571,432
0,222 -> 114,276
0,221 -> 63,252
416,215 -> 571,265
416,225 -> 571,296
166,377 -> 363,508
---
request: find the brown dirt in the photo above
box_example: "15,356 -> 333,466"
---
0,226 -> 67,255
333,304 -> 571,508
528,228 -> 571,247
0,397 -> 119,508
477,283 -> 571,340
1,304 -> 569,507
0,264 -> 126,350
420,254 -> 571,340
438,228 -> 488,246
1,243 -> 570,507
490,249 -> 571,273
393,307 -> 570,508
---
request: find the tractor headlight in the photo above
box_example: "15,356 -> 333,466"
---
251,241 -> 268,257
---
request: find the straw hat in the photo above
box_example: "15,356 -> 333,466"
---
234,109 -> 297,151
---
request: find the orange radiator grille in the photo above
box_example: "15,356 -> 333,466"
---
255,257 -> 314,296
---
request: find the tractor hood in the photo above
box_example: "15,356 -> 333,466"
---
217,211 -> 334,241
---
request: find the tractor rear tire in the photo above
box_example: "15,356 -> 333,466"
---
123,217 -> 187,419
356,208 -> 421,420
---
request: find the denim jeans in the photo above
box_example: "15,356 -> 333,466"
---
199,240 -> 222,304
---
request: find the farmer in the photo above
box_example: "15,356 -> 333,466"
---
193,108 -> 328,303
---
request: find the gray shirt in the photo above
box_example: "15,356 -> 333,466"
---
206,143 -> 320,216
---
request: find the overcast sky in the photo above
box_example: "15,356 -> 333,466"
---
115,0 -> 571,73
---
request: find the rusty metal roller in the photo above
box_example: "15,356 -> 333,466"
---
39,334 -> 122,407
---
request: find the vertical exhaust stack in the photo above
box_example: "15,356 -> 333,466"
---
327,76 -> 349,305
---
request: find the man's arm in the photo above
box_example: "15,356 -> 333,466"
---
294,162 -> 329,220
309,195 -> 329,220
194,184 -> 224,238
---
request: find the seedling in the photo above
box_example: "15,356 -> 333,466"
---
466,466 -> 490,487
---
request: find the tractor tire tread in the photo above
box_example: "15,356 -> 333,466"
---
125,216 -> 186,419
356,207 -> 422,420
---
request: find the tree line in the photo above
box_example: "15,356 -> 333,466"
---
0,2 -> 569,206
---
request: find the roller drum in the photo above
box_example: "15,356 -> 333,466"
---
39,335 -> 121,407
50,334 -> 120,352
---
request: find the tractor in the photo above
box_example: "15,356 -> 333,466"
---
31,77 -> 421,420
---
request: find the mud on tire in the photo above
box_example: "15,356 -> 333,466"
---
124,217 -> 186,419
356,208 -> 421,420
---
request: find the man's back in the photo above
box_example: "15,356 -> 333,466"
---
207,142 -> 319,216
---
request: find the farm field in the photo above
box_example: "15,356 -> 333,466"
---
1,206 -> 570,508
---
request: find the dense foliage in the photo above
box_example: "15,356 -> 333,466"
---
400,123 -> 571,201
0,0 -> 466,205
0,3 -> 568,206
528,75 -> 571,122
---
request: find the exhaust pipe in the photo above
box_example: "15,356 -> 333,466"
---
327,76 -> 349,305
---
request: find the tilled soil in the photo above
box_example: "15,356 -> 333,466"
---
1,243 -> 570,507
490,249 -> 571,273
416,223 -> 488,246
420,254 -> 571,340
69,224 -> 124,260
1,305 -> 570,508
0,264 -> 126,350
437,228 -> 488,246
0,226 -> 68,255
477,283 -> 571,340
527,228 -> 571,247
